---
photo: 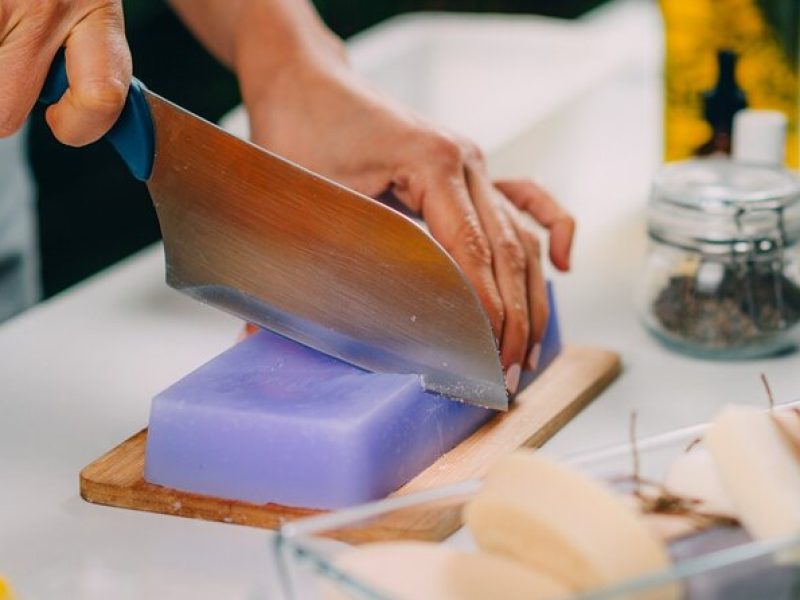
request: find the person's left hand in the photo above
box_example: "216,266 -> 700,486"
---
235,20 -> 574,394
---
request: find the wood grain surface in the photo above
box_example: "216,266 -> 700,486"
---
80,344 -> 621,543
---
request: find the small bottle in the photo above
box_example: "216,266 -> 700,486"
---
694,50 -> 747,157
661,0 -> 799,167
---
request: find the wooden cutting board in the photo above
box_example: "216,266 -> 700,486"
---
80,345 -> 620,543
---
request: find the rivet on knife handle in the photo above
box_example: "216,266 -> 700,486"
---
39,48 -> 155,181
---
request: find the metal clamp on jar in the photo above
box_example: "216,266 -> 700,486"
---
639,111 -> 800,358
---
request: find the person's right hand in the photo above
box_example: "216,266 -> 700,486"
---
0,0 -> 131,145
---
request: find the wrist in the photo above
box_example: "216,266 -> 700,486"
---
233,0 -> 348,106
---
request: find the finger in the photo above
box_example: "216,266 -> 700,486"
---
45,5 -> 131,147
505,203 -> 549,370
495,179 -> 575,272
0,20 -> 64,137
393,169 -> 505,340
466,168 -> 529,391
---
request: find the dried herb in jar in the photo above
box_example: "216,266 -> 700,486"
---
653,260 -> 800,348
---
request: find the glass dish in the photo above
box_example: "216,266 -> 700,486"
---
272,400 -> 800,600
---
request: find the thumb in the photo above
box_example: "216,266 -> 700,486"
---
45,4 -> 131,147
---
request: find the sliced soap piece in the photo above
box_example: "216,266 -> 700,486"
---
705,405 -> 800,560
464,452 -> 677,598
144,329 -> 493,510
663,447 -> 737,518
323,542 -> 569,600
772,408 -> 800,454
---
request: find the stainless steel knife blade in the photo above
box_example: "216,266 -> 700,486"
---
143,91 -> 508,410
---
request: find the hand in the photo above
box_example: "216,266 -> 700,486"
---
237,48 -> 575,393
0,0 -> 131,145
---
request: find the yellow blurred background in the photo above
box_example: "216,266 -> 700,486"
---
662,0 -> 799,166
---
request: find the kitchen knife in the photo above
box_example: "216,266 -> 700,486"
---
39,50 -> 507,410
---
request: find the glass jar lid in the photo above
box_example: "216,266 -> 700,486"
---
649,158 -> 800,254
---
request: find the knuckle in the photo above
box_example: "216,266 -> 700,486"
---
507,301 -> 529,327
454,217 -> 492,267
424,132 -> 463,170
459,138 -> 485,166
74,78 -> 128,116
496,235 -> 527,273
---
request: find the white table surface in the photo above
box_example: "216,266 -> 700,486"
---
2,1 -> 798,597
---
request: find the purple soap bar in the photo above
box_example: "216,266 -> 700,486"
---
144,330 -> 492,509
145,284 -> 562,510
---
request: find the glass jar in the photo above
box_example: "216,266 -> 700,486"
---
638,158 -> 800,358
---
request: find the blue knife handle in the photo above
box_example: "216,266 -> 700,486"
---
39,49 -> 154,181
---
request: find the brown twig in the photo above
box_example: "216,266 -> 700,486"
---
625,411 -> 737,530
684,437 -> 702,453
629,410 -> 642,497
637,486 -> 738,528
761,373 -> 775,410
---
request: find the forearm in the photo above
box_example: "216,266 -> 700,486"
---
167,0 -> 247,67
168,0 -> 347,81
171,0 -> 573,375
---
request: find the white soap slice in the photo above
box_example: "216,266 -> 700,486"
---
663,447 -> 737,518
464,452 -> 677,598
705,405 -> 800,561
772,408 -> 800,454
323,541 -> 568,600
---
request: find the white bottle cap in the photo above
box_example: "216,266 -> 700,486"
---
732,109 -> 788,167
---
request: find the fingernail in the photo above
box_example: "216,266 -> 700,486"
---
528,344 -> 542,371
505,363 -> 521,395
